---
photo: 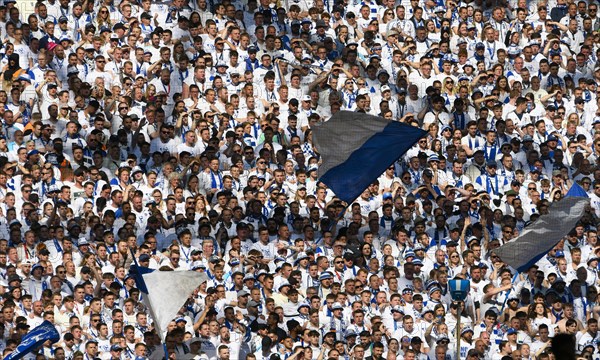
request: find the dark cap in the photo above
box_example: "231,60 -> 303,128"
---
16,323 -> 30,330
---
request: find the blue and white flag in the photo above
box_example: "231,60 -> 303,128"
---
495,197 -> 589,272
131,263 -> 208,340
312,111 -> 426,203
4,320 -> 60,360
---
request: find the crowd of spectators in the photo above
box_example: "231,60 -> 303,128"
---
0,0 -> 599,359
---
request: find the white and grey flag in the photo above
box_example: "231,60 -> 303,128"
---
495,197 -> 589,272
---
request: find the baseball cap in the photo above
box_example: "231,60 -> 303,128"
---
139,254 -> 151,262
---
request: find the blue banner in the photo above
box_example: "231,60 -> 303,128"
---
4,320 -> 60,360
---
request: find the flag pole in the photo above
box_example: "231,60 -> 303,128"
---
130,248 -> 140,267
456,303 -> 461,360
163,344 -> 169,360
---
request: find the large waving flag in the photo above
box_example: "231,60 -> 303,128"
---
313,111 -> 426,203
131,263 -> 207,340
4,320 -> 60,360
495,197 -> 589,272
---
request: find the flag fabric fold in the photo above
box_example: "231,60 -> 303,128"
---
4,320 -> 60,360
495,197 -> 589,272
565,182 -> 589,198
132,264 -> 207,340
312,111 -> 426,204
